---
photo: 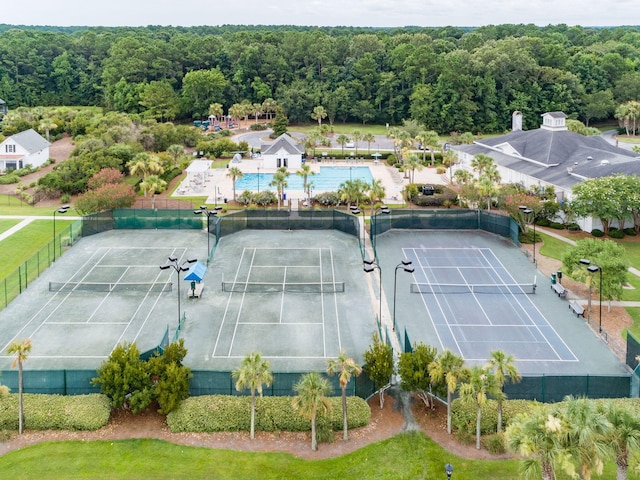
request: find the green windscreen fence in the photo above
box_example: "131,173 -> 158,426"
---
370,209 -> 519,251
217,209 -> 359,245
626,332 -> 640,371
504,374 -> 630,402
0,370 -> 101,395
114,209 -> 202,230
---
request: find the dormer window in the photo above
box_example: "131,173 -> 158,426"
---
540,112 -> 568,131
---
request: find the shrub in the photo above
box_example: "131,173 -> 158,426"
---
549,222 -> 565,229
167,395 -> 370,433
591,229 -> 604,237
482,433 -> 506,454
451,398 -> 537,436
624,228 -> 637,236
250,123 -> 268,131
0,174 -> 20,185
255,190 -> 277,206
567,223 -> 580,231
314,191 -> 340,206
0,394 -> 110,431
609,229 -> 625,239
237,190 -> 254,206
536,218 -> 551,227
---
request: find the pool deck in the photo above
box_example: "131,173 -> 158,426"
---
173,157 -> 449,205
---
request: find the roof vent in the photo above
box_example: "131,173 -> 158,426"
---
587,156 -> 593,161
600,159 -> 610,165
567,167 -> 573,174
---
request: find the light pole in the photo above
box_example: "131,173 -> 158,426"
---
363,259 -> 382,331
160,255 -> 197,324
194,205 -> 221,265
350,206 -> 365,247
445,463 -> 454,479
372,205 -> 390,250
52,205 -> 70,262
580,259 -> 603,333
393,260 -> 415,332
519,205 -> 536,264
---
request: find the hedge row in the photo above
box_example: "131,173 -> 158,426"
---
0,394 -> 111,431
167,395 -> 371,433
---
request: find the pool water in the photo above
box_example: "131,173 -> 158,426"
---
234,166 -> 373,191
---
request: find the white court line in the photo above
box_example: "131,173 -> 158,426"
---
238,321 -> 324,325
212,248 -> 248,358
328,247 -> 342,353
227,248 -> 258,357
1,248 -> 112,353
459,266 -> 493,326
279,266 -> 287,324
478,248 -> 576,361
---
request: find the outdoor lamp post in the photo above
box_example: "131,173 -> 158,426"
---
371,205 -> 390,252
393,260 -> 415,332
350,206 -> 365,246
52,205 -> 70,262
445,463 -> 454,479
519,206 -> 536,264
579,259 -> 602,331
363,259 -> 382,330
160,255 -> 197,324
194,205 -> 221,264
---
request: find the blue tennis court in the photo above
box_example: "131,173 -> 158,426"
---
403,246 -> 577,363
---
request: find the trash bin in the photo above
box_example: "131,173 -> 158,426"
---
283,192 -> 287,200
551,273 -> 556,285
224,198 -> 228,203
556,270 -> 562,284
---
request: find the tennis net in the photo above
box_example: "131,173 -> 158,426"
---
410,283 -> 536,295
221,281 -> 345,293
49,282 -> 173,293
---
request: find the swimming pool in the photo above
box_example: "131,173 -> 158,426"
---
234,166 -> 373,191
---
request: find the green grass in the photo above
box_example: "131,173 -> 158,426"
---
0,431 -> 636,479
0,219 -> 20,234
0,220 -> 73,278
618,136 -> 640,144
0,194 -> 61,216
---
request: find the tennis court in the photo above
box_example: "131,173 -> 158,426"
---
0,228 -> 375,374
186,229 -> 374,372
375,229 -> 629,377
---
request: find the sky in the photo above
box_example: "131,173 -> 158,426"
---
2,0 -> 640,28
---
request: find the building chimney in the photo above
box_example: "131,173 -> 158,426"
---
512,111 -> 522,131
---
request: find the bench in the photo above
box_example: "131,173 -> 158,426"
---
551,283 -> 567,298
188,283 -> 204,299
569,301 -> 585,317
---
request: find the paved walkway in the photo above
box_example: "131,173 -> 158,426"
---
536,226 -> 640,307
0,215 -> 83,242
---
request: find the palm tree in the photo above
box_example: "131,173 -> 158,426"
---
292,372 -> 332,451
559,397 -> 612,480
338,179 -> 367,208
270,167 -> 289,209
403,153 -> 423,184
428,349 -> 467,435
486,350 -> 521,433
351,129 -> 363,155
505,407 -> 566,480
262,98 -> 277,120
311,105 -> 327,127
459,366 -> 496,450
362,133 -> 375,154
327,351 -> 362,441
127,153 -> 165,197
335,134 -> 349,156
208,102 -> 223,120
443,149 -> 457,184
296,164 -> 316,204
232,352 -> 273,440
453,169 -> 473,185
166,144 -> 185,168
366,179 -> 386,215
8,338 -> 32,434
476,177 -> 498,211
601,403 -> 640,480
227,167 -> 243,202
139,175 -> 168,208
38,118 -> 58,142
471,154 -> 494,177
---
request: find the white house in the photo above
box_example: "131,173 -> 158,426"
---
260,134 -> 304,169
0,128 -> 50,172
453,112 -> 640,230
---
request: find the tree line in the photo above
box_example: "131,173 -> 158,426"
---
1,24 -> 640,133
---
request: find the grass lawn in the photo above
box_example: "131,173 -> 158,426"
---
0,220 -> 74,278
0,219 -> 20,234
0,194 -> 62,216
0,432 -> 635,479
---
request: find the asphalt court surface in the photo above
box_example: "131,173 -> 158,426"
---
0,229 -> 375,373
404,246 -> 576,363
375,229 -> 628,376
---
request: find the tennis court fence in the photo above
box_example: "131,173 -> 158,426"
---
221,281 -> 345,293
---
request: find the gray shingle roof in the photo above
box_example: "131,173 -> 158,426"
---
10,129 -> 50,153
261,134 -> 304,155
459,128 -> 640,190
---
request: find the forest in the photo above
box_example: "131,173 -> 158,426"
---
1,23 -> 640,133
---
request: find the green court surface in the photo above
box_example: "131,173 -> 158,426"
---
0,229 -> 376,373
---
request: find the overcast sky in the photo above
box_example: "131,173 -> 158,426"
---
2,0 -> 639,28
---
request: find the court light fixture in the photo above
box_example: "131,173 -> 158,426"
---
52,205 -> 71,262
393,260 -> 415,332
580,260 -> 603,334
519,205 -> 536,265
194,206 -> 221,265
445,463 -> 454,479
159,256 -> 198,325
363,260 -> 382,333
